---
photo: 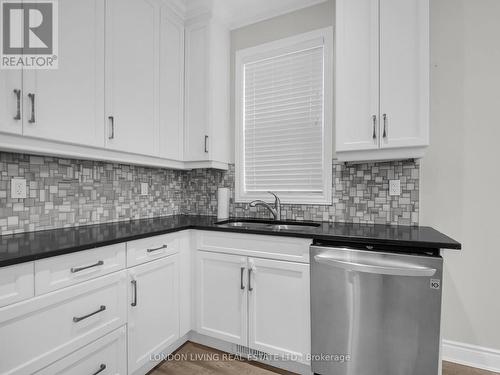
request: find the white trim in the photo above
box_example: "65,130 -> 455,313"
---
335,146 -> 427,163
234,28 -> 333,205
442,339 -> 500,373
0,132 -> 228,171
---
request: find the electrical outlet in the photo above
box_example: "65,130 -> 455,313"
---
140,182 -> 149,196
389,180 -> 401,196
11,178 -> 27,199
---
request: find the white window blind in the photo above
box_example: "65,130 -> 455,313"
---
243,45 -> 325,194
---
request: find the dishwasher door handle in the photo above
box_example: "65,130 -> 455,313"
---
314,254 -> 436,277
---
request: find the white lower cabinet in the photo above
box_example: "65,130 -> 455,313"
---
248,258 -> 311,364
35,326 -> 127,375
196,250 -> 311,363
128,254 -> 180,374
196,251 -> 248,345
0,231 -> 311,375
0,271 -> 127,375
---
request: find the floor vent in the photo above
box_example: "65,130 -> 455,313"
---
235,345 -> 270,360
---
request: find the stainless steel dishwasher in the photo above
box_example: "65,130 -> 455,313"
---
310,244 -> 443,375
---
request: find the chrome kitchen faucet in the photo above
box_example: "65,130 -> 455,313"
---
249,192 -> 282,220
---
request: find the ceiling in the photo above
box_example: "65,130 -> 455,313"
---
183,0 -> 328,29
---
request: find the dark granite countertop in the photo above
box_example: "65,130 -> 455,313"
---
0,215 -> 461,267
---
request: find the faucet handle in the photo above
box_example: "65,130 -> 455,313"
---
267,191 -> 281,219
267,191 -> 279,204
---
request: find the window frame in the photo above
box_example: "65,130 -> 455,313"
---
234,27 -> 333,205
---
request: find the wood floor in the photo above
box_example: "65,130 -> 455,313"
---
149,342 -> 499,375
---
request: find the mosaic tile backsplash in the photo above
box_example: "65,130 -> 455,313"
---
0,152 -> 420,235
181,161 -> 419,226
0,153 -> 184,234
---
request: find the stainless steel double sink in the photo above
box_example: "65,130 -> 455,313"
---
214,219 -> 321,232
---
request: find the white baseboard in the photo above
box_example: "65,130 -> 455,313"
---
442,339 -> 500,373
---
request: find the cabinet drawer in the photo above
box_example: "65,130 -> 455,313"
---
0,262 -> 34,308
127,233 -> 180,267
196,231 -> 311,263
0,271 -> 127,375
35,326 -> 127,375
34,243 -> 126,295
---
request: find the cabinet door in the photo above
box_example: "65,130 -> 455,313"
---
22,0 -> 105,147
105,0 -> 160,156
335,0 -> 380,152
248,258 -> 310,364
0,71 -> 23,135
196,251 -> 247,345
128,254 -> 179,374
379,0 -> 429,148
159,5 -> 184,161
184,20 -> 209,161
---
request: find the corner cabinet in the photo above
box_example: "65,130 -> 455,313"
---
184,15 -> 231,168
335,0 -> 429,162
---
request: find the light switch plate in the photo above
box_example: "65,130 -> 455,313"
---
140,182 -> 149,196
389,180 -> 401,196
11,178 -> 27,199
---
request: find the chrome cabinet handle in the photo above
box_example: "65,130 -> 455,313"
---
92,364 -> 106,375
240,267 -> 245,290
382,113 -> 387,138
372,115 -> 377,139
73,305 -> 106,322
108,116 -> 114,139
131,280 -> 137,307
13,89 -> 21,120
27,93 -> 35,123
147,244 -> 167,253
204,135 -> 208,153
71,260 -> 104,273
248,268 -> 253,291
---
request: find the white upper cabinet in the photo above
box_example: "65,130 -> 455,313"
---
105,0 -> 160,156
336,0 -> 429,162
22,0 -> 105,147
184,15 -> 231,166
379,0 -> 429,150
159,5 -> 185,161
335,0 -> 379,153
0,71 -> 23,135
0,1 -> 230,169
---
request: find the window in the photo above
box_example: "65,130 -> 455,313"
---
235,28 -> 333,204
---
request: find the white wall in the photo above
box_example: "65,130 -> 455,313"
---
229,0 -> 334,162
422,0 -> 500,355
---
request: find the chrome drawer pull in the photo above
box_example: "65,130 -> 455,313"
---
92,364 -> 106,375
73,305 -> 106,322
147,244 -> 167,253
71,260 -> 104,273
131,280 -> 137,307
